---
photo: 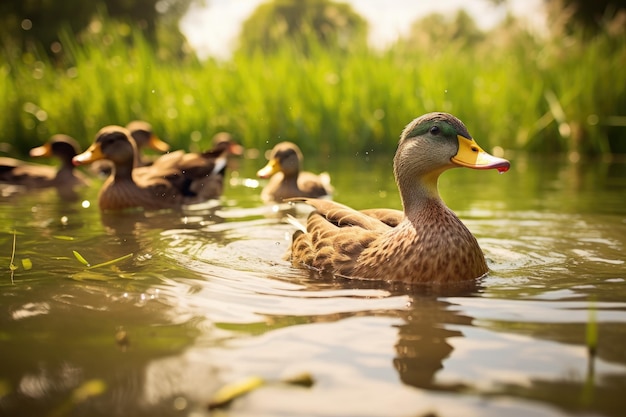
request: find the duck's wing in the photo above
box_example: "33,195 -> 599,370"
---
0,157 -> 56,185
289,198 -> 392,231
359,208 -> 404,227
148,150 -> 186,172
297,171 -> 333,198
287,198 -> 393,277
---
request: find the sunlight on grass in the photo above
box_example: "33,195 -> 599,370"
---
0,12 -> 623,156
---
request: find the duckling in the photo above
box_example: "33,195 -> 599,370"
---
73,126 -> 182,211
185,132 -> 244,201
257,141 -> 332,202
0,134 -> 89,189
146,132 -> 243,203
288,112 -> 510,284
91,120 -> 170,177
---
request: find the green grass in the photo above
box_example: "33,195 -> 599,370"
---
1,16 -> 624,157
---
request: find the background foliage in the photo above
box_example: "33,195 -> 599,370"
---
0,0 -> 625,157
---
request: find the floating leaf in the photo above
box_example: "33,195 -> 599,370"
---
87,253 -> 133,270
73,250 -> 90,266
71,271 -> 112,281
208,375 -> 265,409
53,235 -> 75,241
281,372 -> 315,387
72,379 -> 107,402
21,258 -> 32,270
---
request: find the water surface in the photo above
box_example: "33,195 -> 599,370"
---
1,153 -> 625,417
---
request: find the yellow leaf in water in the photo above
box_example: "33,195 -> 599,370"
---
21,258 -> 32,270
72,379 -> 107,402
73,250 -> 90,266
87,253 -> 133,269
209,375 -> 265,409
53,235 -> 75,241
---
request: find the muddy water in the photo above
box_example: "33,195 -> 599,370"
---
0,153 -> 625,417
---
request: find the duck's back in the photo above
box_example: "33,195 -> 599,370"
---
292,198 -> 488,284
98,175 -> 181,211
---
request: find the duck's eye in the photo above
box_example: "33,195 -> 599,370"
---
429,126 -> 440,135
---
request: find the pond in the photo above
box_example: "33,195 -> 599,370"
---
1,151 -> 625,417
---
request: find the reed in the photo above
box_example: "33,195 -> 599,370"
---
0,14 -> 623,157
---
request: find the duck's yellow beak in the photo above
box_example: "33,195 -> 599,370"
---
29,143 -> 52,158
257,158 -> 281,178
148,134 -> 170,152
73,143 -> 105,166
451,135 -> 510,173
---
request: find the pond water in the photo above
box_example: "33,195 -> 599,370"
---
0,152 -> 625,417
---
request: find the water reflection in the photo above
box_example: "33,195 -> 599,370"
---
393,297 -> 471,392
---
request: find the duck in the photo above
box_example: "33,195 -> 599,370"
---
126,120 -> 171,163
91,120 -> 170,177
73,125 -> 182,211
0,134 -> 89,189
146,131 -> 243,202
287,112 -> 510,284
257,141 -> 332,202
186,132 -> 243,200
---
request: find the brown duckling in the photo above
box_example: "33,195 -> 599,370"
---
91,120 -> 170,177
147,132 -> 243,203
288,112 -> 510,284
0,134 -> 89,189
257,141 -> 332,203
187,132 -> 244,200
73,126 -> 182,211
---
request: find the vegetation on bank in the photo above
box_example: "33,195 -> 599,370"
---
1,10 -> 625,157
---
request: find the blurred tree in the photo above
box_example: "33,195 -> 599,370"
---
544,0 -> 626,37
0,0 -> 198,57
237,0 -> 368,55
398,9 -> 484,52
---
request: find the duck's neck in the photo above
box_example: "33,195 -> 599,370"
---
55,155 -> 76,179
282,168 -> 300,185
396,167 -> 447,220
112,161 -> 136,183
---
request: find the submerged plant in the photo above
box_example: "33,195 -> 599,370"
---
9,230 -> 17,284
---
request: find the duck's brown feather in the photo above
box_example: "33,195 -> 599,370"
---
289,197 -> 487,283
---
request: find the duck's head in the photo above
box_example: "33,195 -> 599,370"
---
30,134 -> 81,162
126,120 -> 170,152
73,126 -> 137,167
257,141 -> 303,178
212,132 -> 244,156
394,112 -> 510,203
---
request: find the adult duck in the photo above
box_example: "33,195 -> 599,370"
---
73,125 -> 182,211
91,120 -> 170,177
257,141 -> 332,202
288,112 -> 510,284
0,134 -> 89,189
